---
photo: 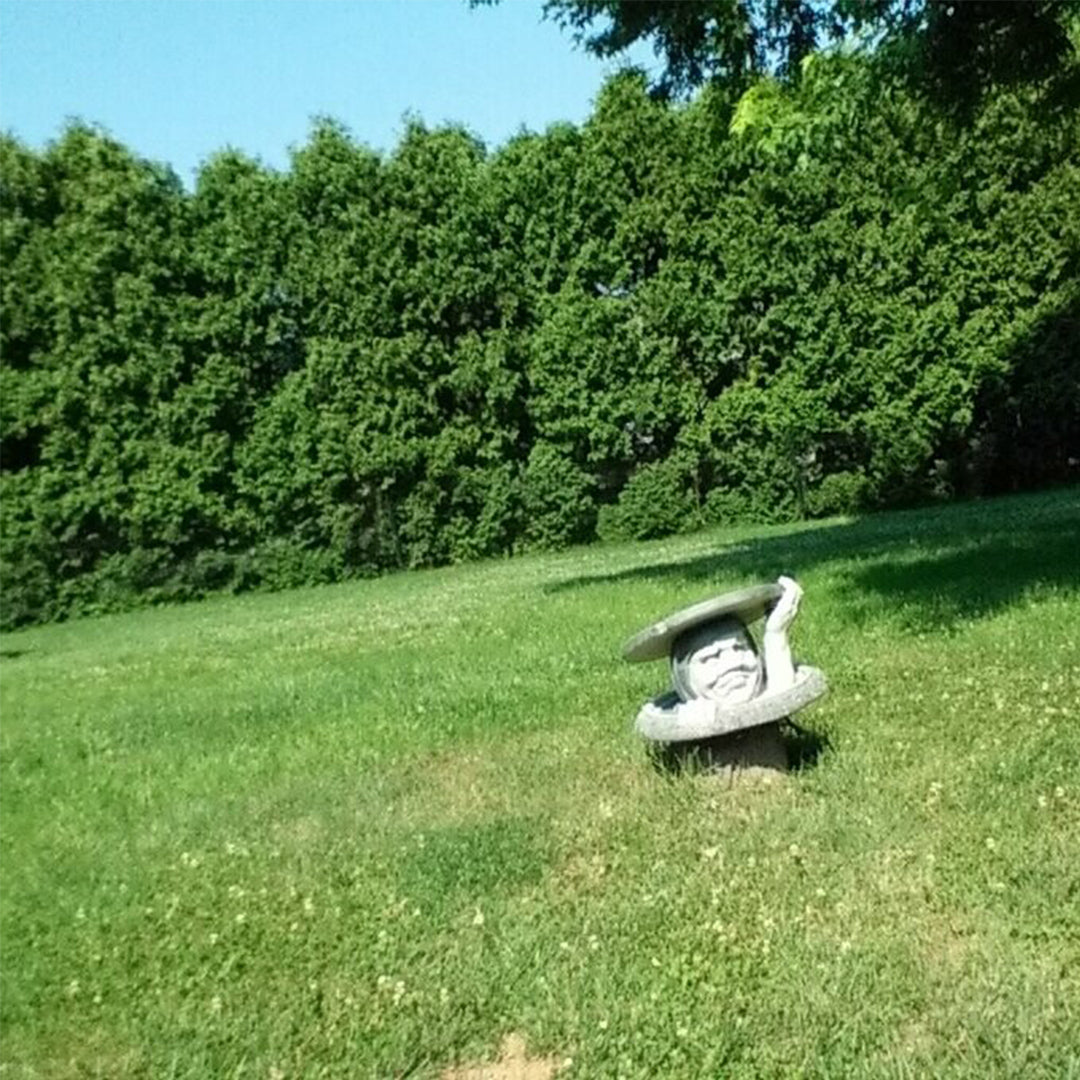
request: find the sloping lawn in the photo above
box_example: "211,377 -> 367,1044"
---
2,488 -> 1078,1078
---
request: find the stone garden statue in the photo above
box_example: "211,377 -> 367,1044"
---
623,576 -> 827,775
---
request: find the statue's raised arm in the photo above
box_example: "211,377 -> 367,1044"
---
762,575 -> 802,694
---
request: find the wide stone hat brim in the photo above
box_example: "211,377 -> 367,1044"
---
622,582 -> 782,663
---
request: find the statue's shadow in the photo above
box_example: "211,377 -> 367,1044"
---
646,719 -> 830,777
782,720 -> 831,771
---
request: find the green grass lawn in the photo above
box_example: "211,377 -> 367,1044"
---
2,488 -> 1079,1078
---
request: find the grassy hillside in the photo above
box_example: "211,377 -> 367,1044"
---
2,488 -> 1078,1077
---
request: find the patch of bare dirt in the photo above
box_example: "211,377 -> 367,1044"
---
441,1033 -> 568,1080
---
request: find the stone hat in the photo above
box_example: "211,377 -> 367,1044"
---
622,582 -> 782,663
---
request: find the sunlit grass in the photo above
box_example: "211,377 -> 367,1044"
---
2,488 -> 1078,1077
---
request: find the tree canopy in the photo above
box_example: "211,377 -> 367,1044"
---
2,40 -> 1078,629
528,0 -> 1080,102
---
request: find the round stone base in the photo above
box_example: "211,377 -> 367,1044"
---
656,721 -> 788,781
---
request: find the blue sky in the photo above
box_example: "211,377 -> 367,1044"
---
1,0 -> 656,185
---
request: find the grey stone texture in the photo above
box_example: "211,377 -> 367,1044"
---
635,664 -> 827,742
625,578 -> 828,775
658,722 -> 790,780
622,583 -> 782,663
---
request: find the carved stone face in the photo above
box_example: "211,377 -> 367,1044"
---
670,616 -> 762,706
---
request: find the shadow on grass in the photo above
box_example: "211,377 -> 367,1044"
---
0,649 -> 28,660
783,720 -> 831,772
549,490 -> 1080,632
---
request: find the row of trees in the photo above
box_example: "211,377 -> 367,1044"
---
2,48 -> 1078,628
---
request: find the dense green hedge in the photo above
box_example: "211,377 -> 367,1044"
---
2,55 -> 1078,628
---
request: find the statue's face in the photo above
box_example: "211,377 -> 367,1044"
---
672,618 -> 762,705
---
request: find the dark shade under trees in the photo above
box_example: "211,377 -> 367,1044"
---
2,42 -> 1078,629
